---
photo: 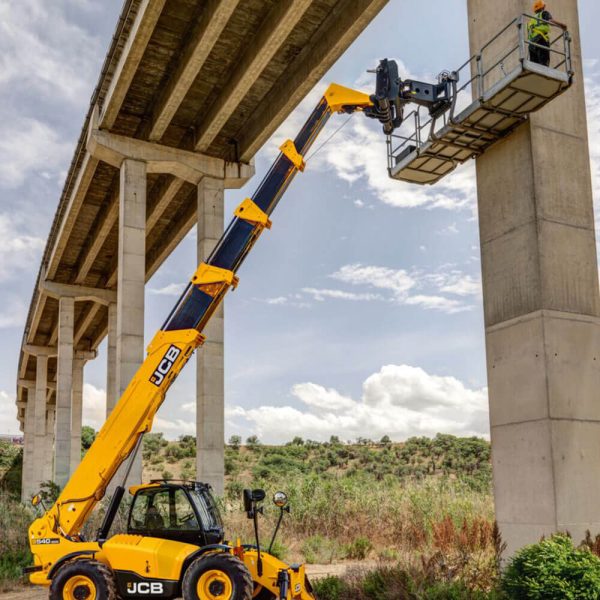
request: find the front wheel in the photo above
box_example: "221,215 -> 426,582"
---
49,559 -> 117,600
182,553 -> 253,600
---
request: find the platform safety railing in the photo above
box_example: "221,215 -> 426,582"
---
387,13 -> 573,172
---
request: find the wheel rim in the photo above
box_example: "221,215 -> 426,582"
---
197,569 -> 233,599
63,575 -> 97,600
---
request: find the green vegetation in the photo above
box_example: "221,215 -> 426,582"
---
6,432 -> 600,598
502,534 -> 600,599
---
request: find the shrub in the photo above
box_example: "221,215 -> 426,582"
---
312,575 -> 347,600
344,537 -> 372,560
502,534 -> 600,599
161,470 -> 173,480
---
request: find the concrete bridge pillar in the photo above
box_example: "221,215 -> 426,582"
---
43,406 -> 56,481
106,301 -> 117,417
54,297 -> 74,488
196,177 -> 225,496
70,358 -> 84,474
21,386 -> 36,501
33,355 -> 48,490
114,158 -> 147,486
467,0 -> 600,556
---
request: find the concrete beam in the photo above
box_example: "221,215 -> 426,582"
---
99,0 -> 167,129
24,344 -> 58,357
238,0 -> 388,161
40,279 -> 117,305
75,191 -> 119,285
196,177 -> 225,495
46,152 -> 99,280
146,177 -> 186,233
74,303 -> 104,347
194,0 -> 312,153
148,0 -> 240,141
88,126 -> 253,187
54,297 -> 74,488
18,379 -> 56,391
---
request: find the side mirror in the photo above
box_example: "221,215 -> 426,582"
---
243,488 -> 266,517
31,494 -> 42,507
273,491 -> 288,508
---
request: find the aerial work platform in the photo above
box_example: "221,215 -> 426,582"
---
388,14 -> 573,185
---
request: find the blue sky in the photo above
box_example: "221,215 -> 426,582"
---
1,1 -> 599,443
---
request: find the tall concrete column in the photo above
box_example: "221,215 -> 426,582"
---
21,390 -> 36,501
32,356 -> 48,490
70,358 -> 84,474
468,0 -> 600,556
54,296 -> 74,488
43,406 -> 55,481
106,302 -> 117,418
115,158 -> 146,485
196,177 -> 225,495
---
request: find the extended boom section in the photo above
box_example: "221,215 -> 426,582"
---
27,84 -> 373,590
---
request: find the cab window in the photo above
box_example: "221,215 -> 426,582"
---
129,487 -> 198,532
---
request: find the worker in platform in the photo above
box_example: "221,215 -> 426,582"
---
528,1 -> 567,67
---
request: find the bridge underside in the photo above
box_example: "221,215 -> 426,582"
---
17,0 -> 387,497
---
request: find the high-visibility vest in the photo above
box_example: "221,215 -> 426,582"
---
528,11 -> 550,42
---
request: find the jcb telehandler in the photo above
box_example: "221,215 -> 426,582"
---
25,62 -> 447,599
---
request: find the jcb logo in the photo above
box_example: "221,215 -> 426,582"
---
150,345 -> 181,386
126,582 -> 164,595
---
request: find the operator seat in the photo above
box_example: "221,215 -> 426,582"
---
144,506 -> 165,530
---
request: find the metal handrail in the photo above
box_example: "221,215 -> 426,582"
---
386,12 -> 572,168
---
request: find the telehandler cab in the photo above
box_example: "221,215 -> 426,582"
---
25,61 -> 466,599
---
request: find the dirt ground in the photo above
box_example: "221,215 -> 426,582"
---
1,561 -> 376,599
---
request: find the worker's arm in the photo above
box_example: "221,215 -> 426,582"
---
31,83 -> 373,540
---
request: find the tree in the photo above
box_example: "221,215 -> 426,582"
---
228,435 -> 242,450
246,435 -> 261,450
81,426 -> 96,454
291,436 -> 304,446
380,435 -> 392,446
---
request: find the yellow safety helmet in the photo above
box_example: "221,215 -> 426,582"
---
533,0 -> 546,12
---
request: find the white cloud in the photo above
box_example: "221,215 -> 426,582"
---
148,283 -> 186,296
154,417 -> 196,438
331,263 -> 417,298
0,390 -> 20,435
405,294 -> 470,314
0,215 -> 45,281
229,364 -> 489,443
82,383 -> 107,431
0,117 -> 71,188
0,0 -> 102,105
0,298 -> 29,329
301,287 -> 383,302
264,296 -> 288,305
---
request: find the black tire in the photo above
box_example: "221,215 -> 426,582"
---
49,559 -> 117,600
182,553 -> 253,600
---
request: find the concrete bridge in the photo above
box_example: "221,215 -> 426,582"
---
15,0 -> 600,558
16,0 -> 387,499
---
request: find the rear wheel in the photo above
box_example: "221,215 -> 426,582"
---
182,553 -> 253,600
50,560 -> 117,600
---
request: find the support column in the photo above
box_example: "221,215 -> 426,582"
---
115,158 -> 146,485
54,297 -> 74,488
21,390 -> 36,501
32,356 -> 48,490
196,177 -> 225,495
468,0 -> 600,556
70,358 -> 84,474
43,406 -> 55,481
106,302 -> 117,418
